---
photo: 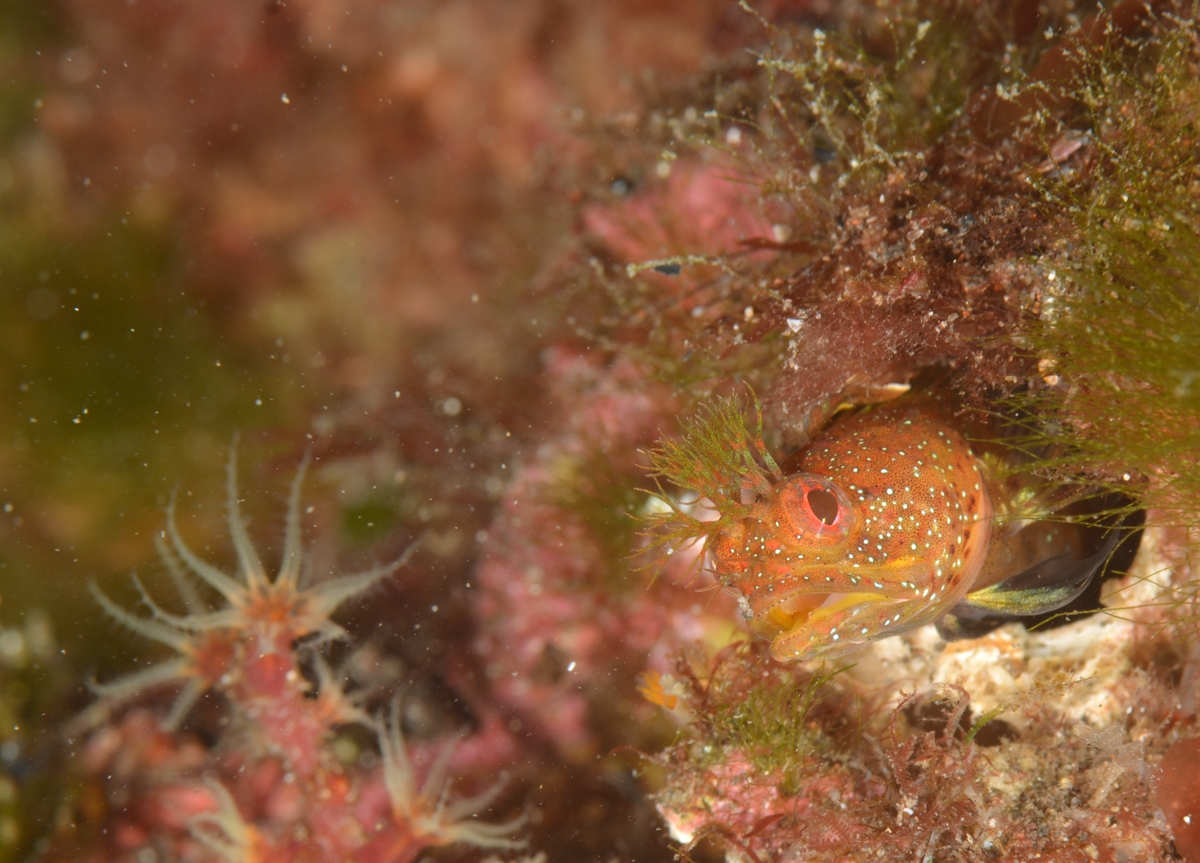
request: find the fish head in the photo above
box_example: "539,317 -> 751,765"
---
710,473 -> 858,575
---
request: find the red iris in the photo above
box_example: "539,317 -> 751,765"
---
773,474 -> 852,542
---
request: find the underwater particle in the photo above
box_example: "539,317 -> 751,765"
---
1156,736 -> 1200,861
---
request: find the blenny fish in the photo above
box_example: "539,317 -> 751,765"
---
645,397 -> 1118,661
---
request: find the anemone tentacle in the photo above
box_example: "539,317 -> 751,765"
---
378,695 -> 528,850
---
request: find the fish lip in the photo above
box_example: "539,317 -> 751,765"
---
752,589 -> 897,640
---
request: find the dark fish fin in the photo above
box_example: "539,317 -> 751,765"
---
935,556 -> 1091,642
940,492 -> 1137,643
958,553 -> 1096,617
955,525 -> 1123,619
936,613 -> 1002,642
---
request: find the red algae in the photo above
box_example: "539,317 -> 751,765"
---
472,349 -> 738,758
583,161 -> 778,279
1157,737 -> 1200,862
650,640 -> 1187,863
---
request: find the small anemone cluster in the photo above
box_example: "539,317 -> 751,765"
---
72,451 -> 526,863
87,452 -> 399,731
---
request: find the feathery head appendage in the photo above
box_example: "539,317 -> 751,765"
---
639,394 -> 780,583
378,695 -> 528,850
646,394 -> 780,509
635,492 -> 731,584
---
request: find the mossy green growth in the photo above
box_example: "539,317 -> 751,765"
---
668,642 -> 855,797
725,0 -> 1067,209
705,663 -> 847,797
1015,12 -> 1200,522
601,0 -> 1074,407
639,394 -> 779,580
550,451 -> 650,594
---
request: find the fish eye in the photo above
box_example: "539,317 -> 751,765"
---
806,488 -> 839,525
774,474 -> 851,539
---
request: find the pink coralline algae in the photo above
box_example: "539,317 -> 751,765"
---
653,646 -> 992,863
471,348 -> 738,758
61,454 -> 525,863
583,162 -> 778,275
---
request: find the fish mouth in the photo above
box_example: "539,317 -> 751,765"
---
755,591 -> 894,639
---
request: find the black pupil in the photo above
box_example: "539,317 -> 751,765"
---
806,489 -> 839,525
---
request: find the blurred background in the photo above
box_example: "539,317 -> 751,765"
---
0,1 -> 781,857
0,1 -> 767,676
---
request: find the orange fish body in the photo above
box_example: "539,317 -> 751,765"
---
645,394 -> 1121,662
713,402 -> 996,660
